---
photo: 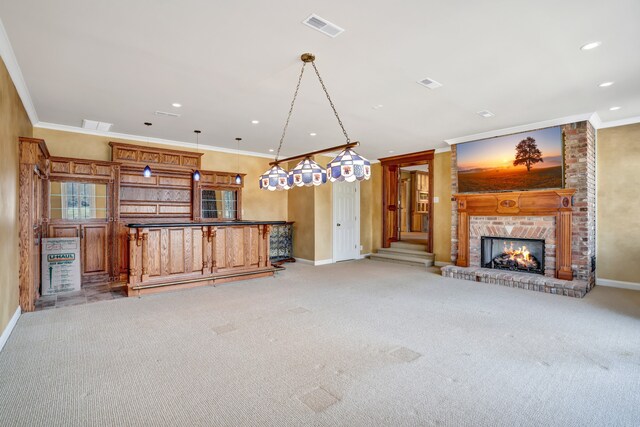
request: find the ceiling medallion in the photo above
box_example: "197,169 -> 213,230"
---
259,53 -> 371,191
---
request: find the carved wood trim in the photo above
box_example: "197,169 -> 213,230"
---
109,142 -> 203,171
453,189 -> 576,280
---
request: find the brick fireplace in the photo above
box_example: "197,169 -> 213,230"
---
442,121 -> 596,298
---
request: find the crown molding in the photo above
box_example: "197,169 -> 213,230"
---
443,112 -> 596,145
597,115 -> 640,129
34,122 -> 276,160
0,16 -> 38,124
435,146 -> 451,153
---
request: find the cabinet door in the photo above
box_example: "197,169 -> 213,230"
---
49,224 -> 81,238
82,224 -> 109,276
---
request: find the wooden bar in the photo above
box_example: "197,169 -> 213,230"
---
125,221 -> 285,296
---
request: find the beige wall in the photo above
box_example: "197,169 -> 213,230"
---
314,156 -> 333,262
596,124 -> 640,284
361,163 -> 383,254
433,151 -> 452,263
0,57 -> 32,333
32,128 -> 287,221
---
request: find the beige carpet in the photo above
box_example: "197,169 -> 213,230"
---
1,260 -> 639,426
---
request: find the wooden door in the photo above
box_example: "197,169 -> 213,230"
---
81,224 -> 109,277
382,165 -> 399,246
400,178 -> 409,232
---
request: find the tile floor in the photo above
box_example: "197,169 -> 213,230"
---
34,283 -> 127,311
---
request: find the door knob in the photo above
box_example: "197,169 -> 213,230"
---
337,223 -> 341,227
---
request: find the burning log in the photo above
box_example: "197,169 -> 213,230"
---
492,243 -> 541,271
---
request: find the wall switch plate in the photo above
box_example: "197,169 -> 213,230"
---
433,196 -> 439,203
360,245 -> 363,250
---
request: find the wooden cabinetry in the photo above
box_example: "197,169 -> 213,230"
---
126,222 -> 278,296
48,221 -> 111,284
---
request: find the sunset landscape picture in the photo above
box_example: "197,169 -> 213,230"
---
457,126 -> 563,193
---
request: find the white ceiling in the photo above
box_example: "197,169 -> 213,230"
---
1,0 -> 639,160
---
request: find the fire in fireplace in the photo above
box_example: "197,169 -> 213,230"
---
481,237 -> 544,275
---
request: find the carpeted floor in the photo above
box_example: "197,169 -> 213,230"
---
1,260 -> 639,426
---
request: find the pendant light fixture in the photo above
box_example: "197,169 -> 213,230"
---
193,130 -> 201,181
259,53 -> 371,190
290,157 -> 327,187
234,137 -> 242,185
142,122 -> 152,178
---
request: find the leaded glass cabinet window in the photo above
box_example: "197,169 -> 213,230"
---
201,189 -> 238,219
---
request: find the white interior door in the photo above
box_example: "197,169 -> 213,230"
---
333,181 -> 360,262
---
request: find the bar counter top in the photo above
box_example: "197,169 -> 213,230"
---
126,220 -> 287,228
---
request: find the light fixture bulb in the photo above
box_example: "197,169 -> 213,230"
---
609,106 -> 621,111
598,81 -> 614,87
143,165 -> 152,178
172,103 -> 182,108
251,120 -> 260,124
235,174 -> 242,185
193,170 -> 201,181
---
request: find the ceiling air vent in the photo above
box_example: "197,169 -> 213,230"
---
302,14 -> 345,38
154,110 -> 181,118
82,119 -> 113,132
417,78 -> 443,89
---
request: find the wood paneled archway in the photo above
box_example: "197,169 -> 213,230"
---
379,150 -> 434,251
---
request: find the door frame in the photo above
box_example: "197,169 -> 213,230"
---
379,150 -> 434,251
332,180 -> 361,262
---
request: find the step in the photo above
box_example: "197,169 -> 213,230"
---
377,247 -> 434,260
390,241 -> 427,251
369,253 -> 434,268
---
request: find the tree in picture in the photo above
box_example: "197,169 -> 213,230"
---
513,137 -> 543,172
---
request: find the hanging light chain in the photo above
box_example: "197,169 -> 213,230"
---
275,62 -> 307,162
310,61 -> 350,143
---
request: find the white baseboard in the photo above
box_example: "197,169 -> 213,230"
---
0,306 -> 21,353
435,261 -> 453,267
294,258 -> 334,266
596,278 -> 640,291
358,253 -> 371,259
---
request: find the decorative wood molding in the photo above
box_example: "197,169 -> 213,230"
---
109,141 -> 203,171
453,189 -> 576,280
48,156 -> 118,180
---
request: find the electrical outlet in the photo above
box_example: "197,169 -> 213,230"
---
360,245 -> 363,250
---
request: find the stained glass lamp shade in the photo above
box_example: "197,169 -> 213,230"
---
327,148 -> 371,182
259,165 -> 291,191
290,158 -> 327,187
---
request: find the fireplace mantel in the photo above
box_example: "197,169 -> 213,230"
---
453,189 -> 576,280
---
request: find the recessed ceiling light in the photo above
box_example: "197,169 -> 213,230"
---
609,106 -> 621,111
309,132 -> 317,136
388,150 -> 395,153
251,120 -> 260,124
269,149 -> 274,152
477,110 -> 495,118
598,81 -> 614,87
372,104 -> 384,110
580,41 -> 601,51
172,103 -> 182,108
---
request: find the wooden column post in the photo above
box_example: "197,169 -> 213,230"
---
456,211 -> 469,267
556,210 -> 574,280
141,229 -> 149,282
128,230 -> 139,285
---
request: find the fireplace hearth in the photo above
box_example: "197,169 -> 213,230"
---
481,237 -> 544,275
